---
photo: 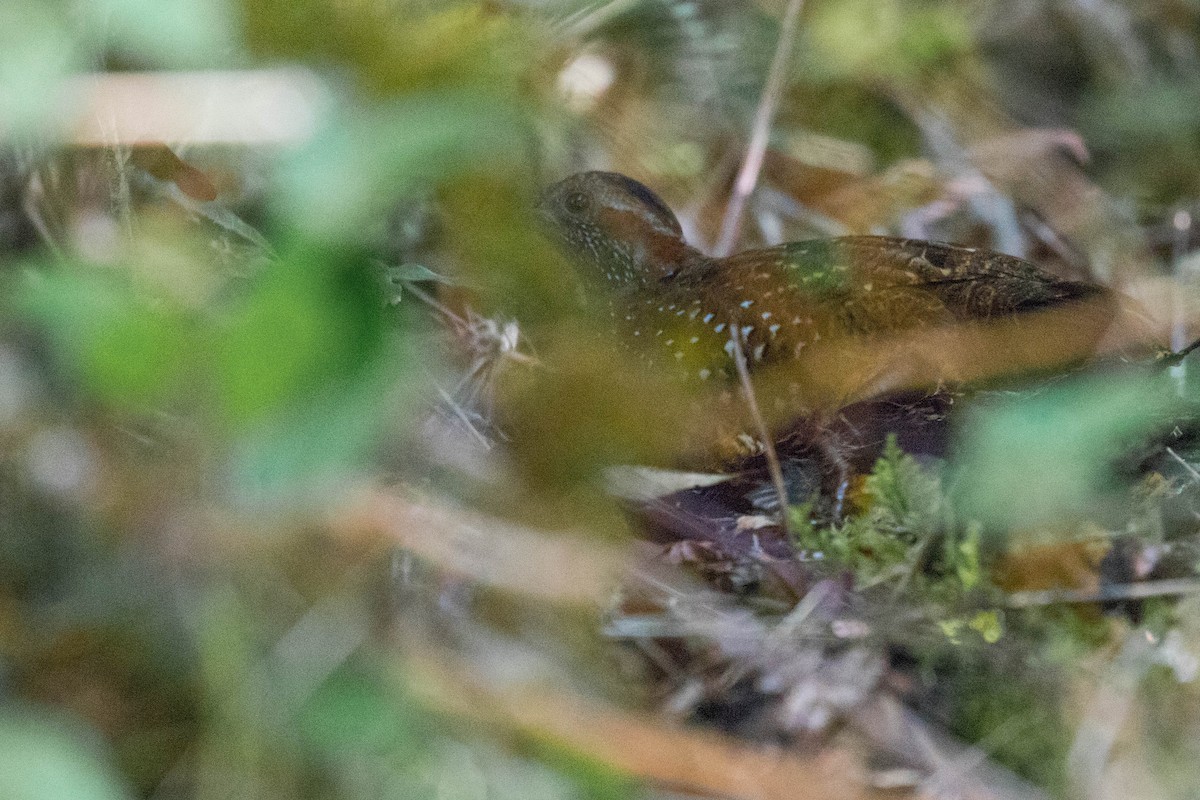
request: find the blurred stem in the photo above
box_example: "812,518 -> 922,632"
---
714,0 -> 805,257
729,327 -> 790,535
194,584 -> 279,800
1170,207 -> 1191,394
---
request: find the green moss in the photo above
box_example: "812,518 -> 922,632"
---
790,435 -> 979,598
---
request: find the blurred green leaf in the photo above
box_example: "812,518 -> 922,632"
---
216,243 -> 387,427
1080,79 -> 1200,201
0,708 -> 132,800
77,0 -> 239,66
19,270 -> 197,407
953,372 -> 1184,531
524,735 -> 639,800
968,610 -> 1003,644
216,250 -> 379,429
804,0 -> 971,82
0,1 -> 79,140
227,355 -> 404,502
384,262 -> 453,286
214,240 -> 408,500
241,2 -> 530,97
1081,80 -> 1200,150
276,92 -> 530,244
300,664 -> 431,756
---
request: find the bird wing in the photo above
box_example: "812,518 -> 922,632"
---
736,236 -> 1108,320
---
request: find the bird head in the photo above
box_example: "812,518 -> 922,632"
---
537,171 -> 697,289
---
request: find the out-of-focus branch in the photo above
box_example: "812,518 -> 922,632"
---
332,488 -> 629,607
714,0 -> 806,257
408,646 -> 887,800
53,69 -> 327,146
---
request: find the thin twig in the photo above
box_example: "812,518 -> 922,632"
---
728,328 -> 791,534
434,384 -> 493,451
400,280 -> 470,330
1169,208 -> 1193,393
1165,446 -> 1200,484
713,0 -> 806,257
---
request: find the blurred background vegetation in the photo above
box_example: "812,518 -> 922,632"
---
5,1 -> 1200,799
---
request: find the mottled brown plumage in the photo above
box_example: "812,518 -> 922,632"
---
538,171 -> 1113,390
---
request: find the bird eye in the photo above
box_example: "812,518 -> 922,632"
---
564,191 -> 591,214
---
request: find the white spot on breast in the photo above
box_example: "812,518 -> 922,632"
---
665,339 -> 674,346
723,340 -> 736,356
761,311 -> 772,320
740,325 -> 754,338
675,351 -> 684,360
703,313 -> 714,323
768,324 -> 780,335
698,368 -> 711,380
740,299 -> 754,308
689,336 -> 699,344
753,343 -> 765,361
714,323 -> 726,333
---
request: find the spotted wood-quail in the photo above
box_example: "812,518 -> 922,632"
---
537,170 -> 1117,403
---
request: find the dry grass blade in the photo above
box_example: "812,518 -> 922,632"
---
1006,577 -> 1200,608
1066,631 -> 1156,799
335,489 -> 628,607
60,70 -> 326,146
851,696 -> 1050,800
408,647 -> 890,800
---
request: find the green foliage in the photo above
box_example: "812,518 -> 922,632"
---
0,1 -> 80,140
803,0 -> 973,83
276,93 -> 533,246
0,708 -> 133,800
792,436 -> 972,591
792,437 -> 998,652
1080,79 -> 1200,202
227,356 -> 403,502
241,2 -> 531,98
954,372 -> 1185,532
523,735 -> 641,800
864,434 -> 946,538
786,83 -> 922,167
16,236 -> 399,501
19,269 -> 199,407
76,0 -> 239,67
300,663 -> 433,760
943,648 -> 1071,790
215,243 -> 388,428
